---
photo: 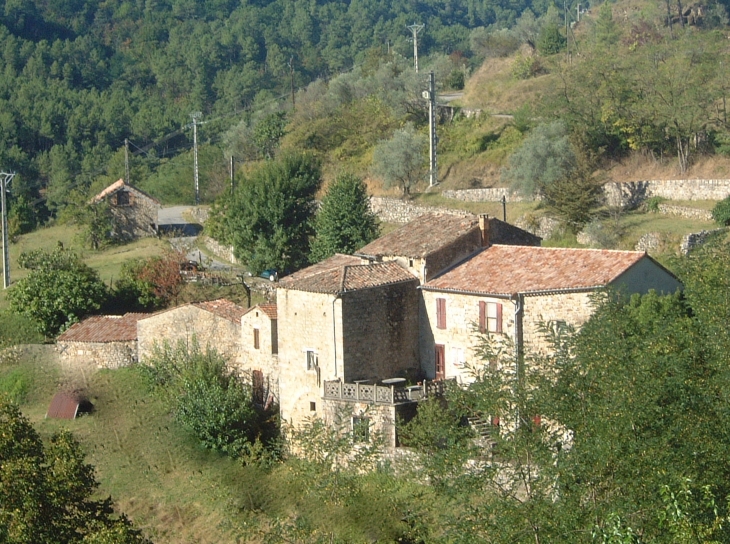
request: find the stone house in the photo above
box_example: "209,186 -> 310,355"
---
275,254 -> 420,444
419,245 -> 683,383
137,299 -> 247,363
92,179 -> 160,240
237,303 -> 279,405
357,213 -> 541,283
57,313 -> 146,369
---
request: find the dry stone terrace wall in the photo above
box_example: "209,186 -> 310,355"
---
369,196 -> 471,224
442,188 -> 535,202
57,341 -> 137,369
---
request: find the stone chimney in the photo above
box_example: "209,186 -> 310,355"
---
479,214 -> 490,247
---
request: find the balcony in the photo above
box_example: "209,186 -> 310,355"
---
322,379 -> 447,405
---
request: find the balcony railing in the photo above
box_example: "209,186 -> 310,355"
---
322,379 -> 447,405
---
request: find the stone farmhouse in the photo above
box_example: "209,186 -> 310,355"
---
59,213 -> 682,447
92,179 -> 160,240
420,245 -> 682,384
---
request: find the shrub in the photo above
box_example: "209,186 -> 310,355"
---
144,341 -> 276,457
511,54 -> 543,80
712,196 -> 730,225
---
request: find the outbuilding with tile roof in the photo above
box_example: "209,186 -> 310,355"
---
137,298 -> 246,363
419,245 -> 682,383
57,313 -> 147,369
92,179 -> 160,240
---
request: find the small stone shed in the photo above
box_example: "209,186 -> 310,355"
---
56,313 -> 146,369
420,245 -> 683,383
92,179 -> 160,240
137,299 -> 247,363
238,303 -> 279,405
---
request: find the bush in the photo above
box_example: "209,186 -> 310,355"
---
511,54 -> 543,80
537,24 -> 566,55
144,341 -> 277,457
712,196 -> 730,225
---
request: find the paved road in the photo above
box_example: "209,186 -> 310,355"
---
158,206 -> 203,236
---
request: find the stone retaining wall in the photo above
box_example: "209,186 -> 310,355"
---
369,196 -> 471,224
680,228 -> 725,255
441,188 -> 536,202
57,341 -> 137,369
200,235 -> 239,264
657,204 -> 713,221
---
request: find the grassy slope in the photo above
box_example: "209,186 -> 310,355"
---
3,348 -> 419,543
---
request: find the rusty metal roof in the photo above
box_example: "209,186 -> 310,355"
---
358,213 -> 479,259
46,392 -> 82,419
423,245 -> 649,296
57,313 -> 147,343
280,261 -> 417,294
192,299 -> 248,323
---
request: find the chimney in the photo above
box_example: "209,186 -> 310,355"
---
479,214 -> 490,247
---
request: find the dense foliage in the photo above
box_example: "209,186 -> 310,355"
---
216,152 -> 322,274
0,399 -> 149,544
7,247 -> 108,336
310,174 -> 379,262
144,341 -> 277,457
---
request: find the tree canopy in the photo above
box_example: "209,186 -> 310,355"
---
309,174 -> 379,263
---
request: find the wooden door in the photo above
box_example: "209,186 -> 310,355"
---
435,344 -> 445,380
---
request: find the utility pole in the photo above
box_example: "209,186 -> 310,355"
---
0,172 -> 14,289
191,112 -> 202,205
124,138 -> 130,184
230,156 -> 235,195
406,23 -> 424,73
423,72 -> 437,188
288,56 -> 296,109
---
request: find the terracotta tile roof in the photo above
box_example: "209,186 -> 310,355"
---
193,299 -> 248,323
279,254 -> 363,287
280,261 -> 417,294
423,245 -> 649,296
358,213 -> 479,258
91,179 -> 160,204
242,303 -> 278,320
57,313 -> 147,343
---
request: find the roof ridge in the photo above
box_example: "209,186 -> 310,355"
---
491,244 -> 645,255
339,266 -> 349,292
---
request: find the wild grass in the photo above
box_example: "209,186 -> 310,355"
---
10,349 -> 420,543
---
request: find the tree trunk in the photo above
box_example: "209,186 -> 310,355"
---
677,136 -> 689,173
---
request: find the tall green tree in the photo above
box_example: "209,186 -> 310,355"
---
309,174 -> 379,262
227,152 -> 322,273
7,247 -> 108,336
0,400 -> 150,544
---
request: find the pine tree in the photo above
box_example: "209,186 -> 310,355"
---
310,174 -> 379,263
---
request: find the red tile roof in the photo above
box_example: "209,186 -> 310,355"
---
242,303 -> 278,320
193,299 -> 248,323
57,313 -> 147,343
280,261 -> 417,294
423,245 -> 649,296
280,254 -> 363,286
358,213 -> 479,258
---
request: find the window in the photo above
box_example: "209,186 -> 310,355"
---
310,401 -> 316,412
253,328 -> 260,350
436,297 -> 446,329
451,346 -> 465,367
115,191 -> 130,206
479,301 -> 503,333
271,320 -> 278,354
306,350 -> 317,370
352,416 -> 370,442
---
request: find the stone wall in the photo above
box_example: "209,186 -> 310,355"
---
200,235 -> 239,264
681,228 -> 725,255
442,188 -> 536,203
321,400 -> 399,448
137,305 -> 241,363
369,196 -> 470,224
522,292 -> 597,356
657,204 -> 713,221
107,186 -> 160,239
424,230 -> 483,282
419,290 -> 516,383
341,280 -> 420,382
237,309 -> 279,402
443,179 -> 730,209
57,341 -> 137,369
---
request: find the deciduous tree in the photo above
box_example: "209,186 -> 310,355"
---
371,125 -> 427,197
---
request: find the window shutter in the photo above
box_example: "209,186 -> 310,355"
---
253,328 -> 260,349
495,303 -> 503,333
479,301 -> 486,333
436,298 -> 446,329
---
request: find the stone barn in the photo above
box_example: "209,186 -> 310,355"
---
56,313 -> 146,369
238,303 -> 279,406
92,179 -> 160,240
137,299 -> 247,363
